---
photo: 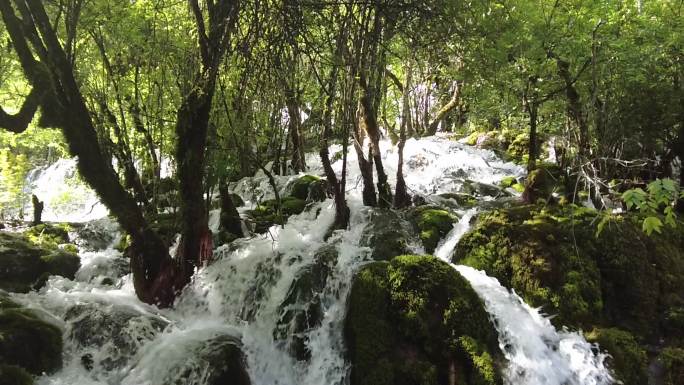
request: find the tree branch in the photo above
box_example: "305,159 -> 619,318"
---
0,87 -> 43,133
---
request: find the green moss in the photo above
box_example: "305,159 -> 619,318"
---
0,308 -> 62,375
290,175 -> 320,200
0,364 -> 33,385
0,232 -> 80,292
40,250 -> 80,279
454,203 -> 684,385
438,193 -> 478,208
498,176 -> 517,189
23,223 -> 71,251
660,347 -> 684,385
247,197 -> 307,233
505,133 -> 529,164
345,255 -> 502,385
587,328 -> 647,385
411,206 -> 458,253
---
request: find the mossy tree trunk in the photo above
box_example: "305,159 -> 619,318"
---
175,0 -> 240,291
394,62 -> 412,208
425,81 -> 461,136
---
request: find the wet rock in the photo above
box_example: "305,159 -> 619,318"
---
344,255 -> 502,385
306,179 -> 329,202
0,295 -> 62,376
0,232 -> 80,293
245,197 -> 306,234
230,193 -> 245,208
436,192 -> 477,209
522,167 -> 556,203
165,334 -> 251,385
408,206 -> 459,254
288,175 -> 321,200
460,179 -> 510,199
69,218 -> 119,251
64,303 -> 168,371
361,209 -> 418,261
274,244 -> 338,360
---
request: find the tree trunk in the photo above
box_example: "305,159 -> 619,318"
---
218,177 -> 243,238
525,99 -> 539,171
359,74 -> 392,207
284,86 -> 306,173
426,81 -> 461,136
394,63 -> 412,208
31,194 -> 43,225
319,19 -> 350,230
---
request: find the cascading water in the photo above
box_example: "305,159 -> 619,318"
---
9,135 -> 613,385
24,158 -> 109,222
434,214 -> 614,385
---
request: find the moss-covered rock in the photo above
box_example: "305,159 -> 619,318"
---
345,255 -> 502,385
246,197 -> 307,234
437,193 -> 478,209
409,206 -> 458,254
23,223 -> 71,250
0,364 -> 33,385
0,297 -> 62,376
164,334 -> 251,385
0,232 -> 80,293
586,328 -> 647,385
455,205 -> 684,335
289,175 -> 320,200
453,204 -> 684,382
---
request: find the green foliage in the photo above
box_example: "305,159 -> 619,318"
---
621,178 -> 683,235
586,328 -> 647,385
659,347 -> 684,385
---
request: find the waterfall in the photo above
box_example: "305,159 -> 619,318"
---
435,213 -> 614,385
8,135 -> 614,385
25,158 -> 108,223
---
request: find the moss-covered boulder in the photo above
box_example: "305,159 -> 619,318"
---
246,197 -> 307,233
0,364 -> 33,385
0,296 -> 62,376
23,223 -> 71,250
409,206 -> 458,254
587,328 -> 648,385
453,204 -> 684,383
0,232 -> 80,293
289,175 -> 320,200
436,193 -> 478,209
345,255 -> 502,385
498,176 -> 524,194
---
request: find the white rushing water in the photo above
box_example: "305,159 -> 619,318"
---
25,158 -> 109,222
435,214 -> 614,385
8,135 -> 612,385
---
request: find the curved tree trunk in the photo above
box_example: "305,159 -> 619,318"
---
426,81 -> 461,136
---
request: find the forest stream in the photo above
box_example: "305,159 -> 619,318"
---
5,136 -> 615,385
